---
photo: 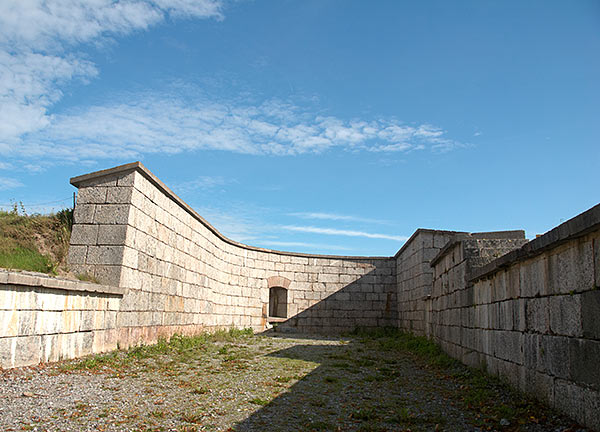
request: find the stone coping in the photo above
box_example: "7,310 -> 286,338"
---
429,230 -> 526,268
71,162 -> 393,261
391,228 -> 464,259
0,269 -> 124,296
469,203 -> 600,283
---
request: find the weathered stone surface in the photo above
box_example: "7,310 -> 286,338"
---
582,289 -> 600,339
549,294 -> 582,337
569,338 -> 600,390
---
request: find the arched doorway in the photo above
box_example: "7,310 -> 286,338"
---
269,286 -> 287,318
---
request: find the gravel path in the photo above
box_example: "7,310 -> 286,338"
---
0,331 -> 589,432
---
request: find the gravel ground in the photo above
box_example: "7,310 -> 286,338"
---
0,331 -> 590,432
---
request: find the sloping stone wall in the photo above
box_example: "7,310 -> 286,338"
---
67,162 -> 396,348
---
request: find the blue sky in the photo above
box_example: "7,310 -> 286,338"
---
1,0 -> 598,256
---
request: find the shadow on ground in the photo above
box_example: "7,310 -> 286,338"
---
233,332 -> 472,432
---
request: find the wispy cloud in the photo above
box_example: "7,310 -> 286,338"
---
0,0 -> 222,142
281,225 -> 408,242
171,175 -> 231,194
259,241 -> 354,252
0,1 -> 463,165
3,92 -> 461,162
0,177 -> 23,191
289,212 -> 390,224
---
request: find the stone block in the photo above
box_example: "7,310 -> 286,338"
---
493,330 -> 523,364
73,204 -> 95,224
17,310 -> 37,336
554,240 -> 595,294
97,224 -> 129,245
583,386 -> 600,431
521,369 -> 554,406
77,187 -> 107,204
526,297 -> 549,333
87,246 -> 125,266
520,258 -> 545,298
582,289 -> 600,339
595,236 -> 600,289
67,245 -> 87,265
70,224 -> 98,245
94,204 -> 131,225
569,338 -> 600,390
14,335 -> 42,368
538,335 -> 570,379
61,310 -> 81,333
553,379 -> 585,426
35,311 -> 62,334
549,294 -> 582,337
0,310 -> 18,337
106,187 -> 133,204
93,265 -> 123,287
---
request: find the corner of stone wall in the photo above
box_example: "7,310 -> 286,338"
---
67,164 -> 139,287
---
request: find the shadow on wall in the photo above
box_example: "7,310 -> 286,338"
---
268,263 -> 397,334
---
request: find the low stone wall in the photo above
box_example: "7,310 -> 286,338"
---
430,205 -> 600,430
0,270 -> 123,368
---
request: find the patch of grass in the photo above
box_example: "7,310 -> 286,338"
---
352,407 -> 378,421
76,272 -> 100,283
0,245 -> 56,273
350,327 -> 458,369
0,206 -> 72,274
59,330 -> 254,373
274,376 -> 293,383
190,386 -> 209,395
323,376 -> 338,384
180,411 -> 203,424
306,420 -> 333,431
249,397 -> 270,406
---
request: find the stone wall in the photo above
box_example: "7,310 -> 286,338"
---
395,229 -> 460,335
67,162 -> 396,348
3,161 -> 599,430
430,206 -> 600,430
0,270 -> 123,368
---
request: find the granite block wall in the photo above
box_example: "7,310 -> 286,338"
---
395,229 -> 459,335
67,162 -> 396,348
3,160 -> 599,430
0,270 -> 123,368
430,207 -> 600,431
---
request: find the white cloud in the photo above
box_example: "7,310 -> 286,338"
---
2,92 -> 460,161
0,177 -> 23,191
0,0 -> 462,163
259,241 -> 354,252
289,212 -> 389,224
281,225 -> 408,242
0,0 -> 222,142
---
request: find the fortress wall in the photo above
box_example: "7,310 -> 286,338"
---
67,162 -> 396,348
5,161 -> 599,430
395,230 -> 459,335
0,270 -> 123,368
430,206 -> 600,430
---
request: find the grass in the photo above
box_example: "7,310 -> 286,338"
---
0,205 -> 73,274
60,328 -> 254,373
8,330 -> 579,431
350,327 -> 554,429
